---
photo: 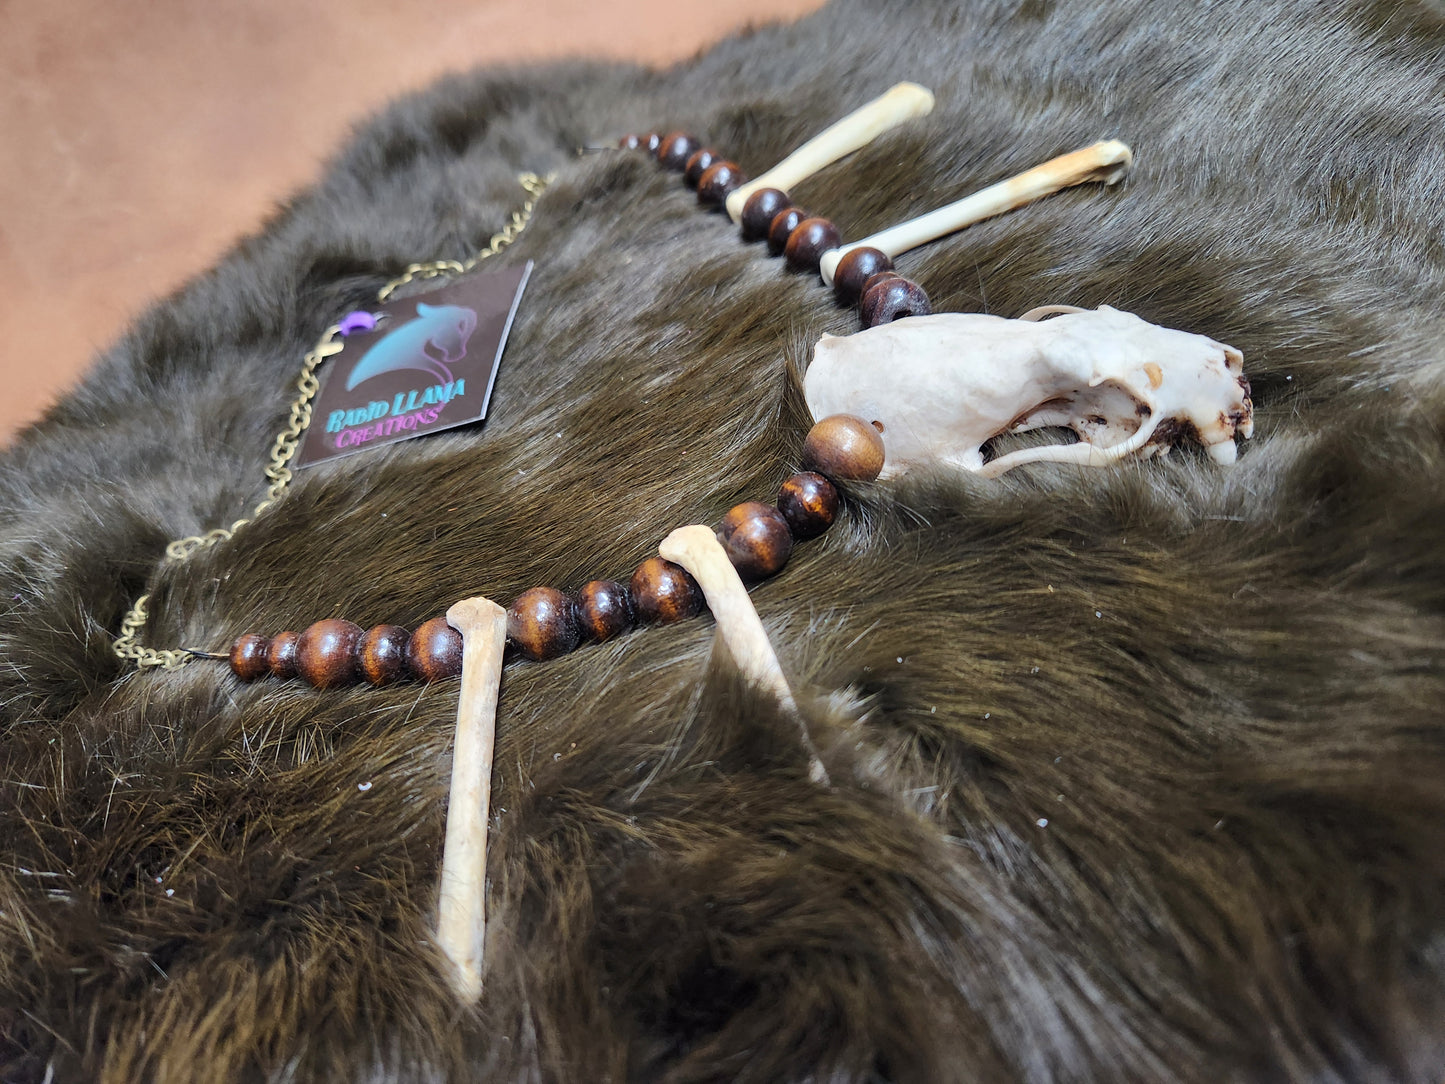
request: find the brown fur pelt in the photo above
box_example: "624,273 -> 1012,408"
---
4,0 -> 1445,1079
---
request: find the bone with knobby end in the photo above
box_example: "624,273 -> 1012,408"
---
818,140 -> 1133,284
436,595 -> 507,1004
724,82 -> 936,224
658,525 -> 829,784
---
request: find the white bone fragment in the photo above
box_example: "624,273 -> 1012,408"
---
725,82 -> 936,224
818,141 -> 1133,285
659,525 -> 829,784
436,595 -> 507,1004
803,306 -> 1252,478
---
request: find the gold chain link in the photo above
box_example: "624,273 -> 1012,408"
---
114,172 -> 552,670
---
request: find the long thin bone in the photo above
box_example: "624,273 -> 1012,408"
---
659,525 -> 829,784
436,596 -> 507,1004
724,82 -> 936,224
818,140 -> 1133,285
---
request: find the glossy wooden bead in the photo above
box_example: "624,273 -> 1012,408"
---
740,188 -> 791,241
644,132 -> 663,154
618,133 -> 645,151
507,587 -> 580,662
268,631 -> 299,680
683,148 -> 720,188
777,471 -> 840,540
630,557 -> 704,624
802,414 -> 886,483
717,501 -> 794,581
860,276 -> 932,328
229,634 -> 270,682
860,270 -> 902,298
358,624 -> 410,686
767,207 -> 808,255
296,618 -> 363,689
658,132 -> 699,170
833,247 -> 894,304
697,161 -> 747,206
575,579 -> 635,643
784,217 -> 842,272
407,616 -> 463,682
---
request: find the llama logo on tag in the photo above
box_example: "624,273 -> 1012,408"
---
344,302 -> 478,390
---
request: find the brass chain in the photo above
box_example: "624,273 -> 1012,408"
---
113,172 -> 552,670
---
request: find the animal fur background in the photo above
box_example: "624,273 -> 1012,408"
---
3,0 -> 1445,1079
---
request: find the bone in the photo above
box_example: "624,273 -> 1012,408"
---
658,525 -> 828,784
725,82 -> 936,224
436,595 -> 508,1004
818,140 -> 1133,285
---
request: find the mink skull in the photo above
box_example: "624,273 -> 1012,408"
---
803,306 -> 1252,479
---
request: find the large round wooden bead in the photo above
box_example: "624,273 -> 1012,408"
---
683,148 -> 719,188
860,276 -> 932,328
407,616 -> 463,682
229,634 -> 270,682
630,557 -> 704,624
777,471 -> 840,540
575,579 -> 635,643
268,631 -> 299,680
740,188 -> 791,241
507,587 -> 580,662
784,217 -> 842,272
767,207 -> 808,255
296,618 -> 363,689
658,132 -> 699,170
833,247 -> 894,304
358,624 -> 410,686
717,501 -> 794,581
802,414 -> 886,483
697,161 -> 746,206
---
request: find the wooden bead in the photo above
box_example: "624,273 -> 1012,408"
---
684,148 -> 720,188
644,132 -> 663,154
296,618 -> 362,689
229,634 -> 270,682
777,471 -> 839,540
358,624 -> 410,686
407,616 -> 463,682
697,161 -> 746,206
658,132 -> 699,170
833,247 -> 894,304
630,557 -> 704,624
618,133 -> 645,151
268,631 -> 299,680
767,207 -> 808,256
860,276 -> 932,328
860,270 -> 902,298
717,501 -> 794,581
575,579 -> 635,643
740,188 -> 791,241
802,414 -> 886,483
784,217 -> 842,272
507,587 -> 581,662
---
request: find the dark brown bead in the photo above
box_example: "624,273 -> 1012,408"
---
833,247 -> 895,304
407,616 -> 463,682
717,501 -> 794,581
802,414 -> 886,483
358,624 -> 410,686
507,587 -> 581,662
697,161 -> 746,206
683,148 -> 719,188
575,580 -> 635,643
658,132 -> 699,170
740,188 -> 791,241
767,207 -> 808,255
296,618 -> 362,689
860,270 -> 902,298
618,133 -> 644,151
229,633 -> 270,682
777,471 -> 840,540
267,631 -> 300,680
784,217 -> 842,273
630,557 -> 704,624
860,276 -> 932,328
644,132 -> 663,154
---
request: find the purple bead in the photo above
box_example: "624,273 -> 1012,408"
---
338,311 -> 378,336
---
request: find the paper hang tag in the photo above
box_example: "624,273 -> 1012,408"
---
295,262 -> 533,468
